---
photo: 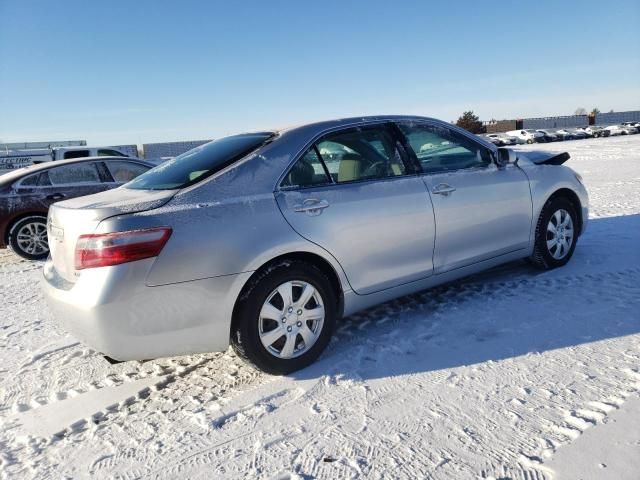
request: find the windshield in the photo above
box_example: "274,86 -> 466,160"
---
125,132 -> 275,190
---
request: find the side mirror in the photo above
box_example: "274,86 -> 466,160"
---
496,148 -> 517,168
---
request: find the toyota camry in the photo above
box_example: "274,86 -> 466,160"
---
43,116 -> 588,374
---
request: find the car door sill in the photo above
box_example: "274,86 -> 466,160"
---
343,248 -> 531,316
434,247 -> 530,276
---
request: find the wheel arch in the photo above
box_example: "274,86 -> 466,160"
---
4,210 -> 48,245
544,188 -> 583,234
231,251 -> 345,333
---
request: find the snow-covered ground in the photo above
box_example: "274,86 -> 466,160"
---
1,135 -> 639,480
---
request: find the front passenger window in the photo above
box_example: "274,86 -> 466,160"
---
399,123 -> 492,173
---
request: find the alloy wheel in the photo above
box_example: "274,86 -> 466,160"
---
546,209 -> 574,260
16,220 -> 49,256
258,280 -> 325,359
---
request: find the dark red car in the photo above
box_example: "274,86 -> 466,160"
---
0,156 -> 153,260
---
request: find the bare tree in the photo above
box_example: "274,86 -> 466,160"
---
575,107 -> 587,115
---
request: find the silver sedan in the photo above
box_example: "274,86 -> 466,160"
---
43,116 -> 588,374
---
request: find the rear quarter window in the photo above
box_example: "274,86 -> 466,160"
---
19,174 -> 39,186
104,161 -> 150,182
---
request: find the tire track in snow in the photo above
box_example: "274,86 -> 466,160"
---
74,266 -> 640,480
1,260 -> 639,478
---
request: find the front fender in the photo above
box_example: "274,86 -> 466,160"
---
520,162 -> 589,239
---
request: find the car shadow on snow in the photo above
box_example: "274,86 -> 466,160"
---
292,214 -> 640,382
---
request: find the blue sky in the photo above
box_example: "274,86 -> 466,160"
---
1,0 -> 638,145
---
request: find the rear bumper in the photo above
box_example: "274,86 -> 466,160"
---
42,257 -> 253,361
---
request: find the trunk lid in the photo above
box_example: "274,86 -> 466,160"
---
48,188 -> 176,282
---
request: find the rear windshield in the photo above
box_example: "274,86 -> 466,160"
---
125,132 -> 275,190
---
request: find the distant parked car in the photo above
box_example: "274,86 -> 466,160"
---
483,133 -> 517,146
606,124 -> 638,136
536,129 -> 560,142
522,129 -> 546,143
0,157 -> 153,260
621,121 -> 640,130
480,134 -> 502,146
565,128 -> 588,140
506,130 -> 536,144
579,126 -> 609,138
574,127 -> 594,138
555,129 -> 581,141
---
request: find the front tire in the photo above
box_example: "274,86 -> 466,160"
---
8,216 -> 49,260
231,260 -> 337,374
530,197 -> 578,270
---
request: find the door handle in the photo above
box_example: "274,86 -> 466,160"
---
46,193 -> 66,201
432,184 -> 456,196
293,198 -> 330,214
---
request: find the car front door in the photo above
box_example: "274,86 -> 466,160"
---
276,123 -> 436,295
397,121 -> 532,274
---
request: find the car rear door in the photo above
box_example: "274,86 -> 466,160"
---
397,121 -> 532,274
276,123 -> 436,295
39,162 -> 112,204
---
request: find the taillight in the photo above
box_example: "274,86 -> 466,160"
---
75,227 -> 172,270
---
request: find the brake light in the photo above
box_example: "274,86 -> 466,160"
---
75,227 -> 172,270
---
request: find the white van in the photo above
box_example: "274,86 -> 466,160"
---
506,129 -> 543,144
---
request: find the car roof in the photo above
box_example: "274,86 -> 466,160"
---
275,115 -> 497,151
276,115 -> 441,136
0,156 -> 153,186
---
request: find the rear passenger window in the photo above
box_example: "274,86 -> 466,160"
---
317,126 -> 406,183
399,123 -> 492,173
281,148 -> 331,187
280,125 -> 410,188
47,163 -> 101,185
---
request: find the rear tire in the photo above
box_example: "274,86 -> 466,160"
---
231,260 -> 337,375
530,197 -> 578,270
8,216 -> 49,260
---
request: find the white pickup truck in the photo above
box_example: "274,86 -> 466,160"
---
0,146 -> 130,175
